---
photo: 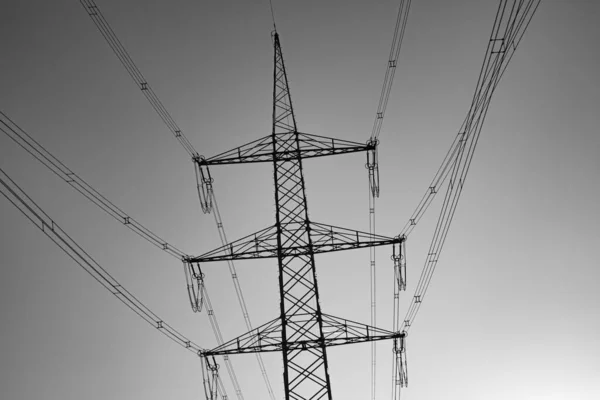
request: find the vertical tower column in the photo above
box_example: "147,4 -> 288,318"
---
271,33 -> 333,400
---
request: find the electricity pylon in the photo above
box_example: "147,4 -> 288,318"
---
186,32 -> 407,400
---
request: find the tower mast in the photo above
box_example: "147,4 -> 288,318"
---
187,33 -> 406,400
270,31 -> 333,400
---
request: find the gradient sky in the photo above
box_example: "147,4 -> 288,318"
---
1,1 -> 599,400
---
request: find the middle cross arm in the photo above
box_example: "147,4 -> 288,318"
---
189,222 -> 403,263
202,313 -> 405,356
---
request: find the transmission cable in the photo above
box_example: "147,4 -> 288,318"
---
397,0 -> 540,242
395,0 -> 541,334
209,192 -> 277,400
369,0 -> 412,142
79,0 -> 198,158
368,178 -> 377,400
0,111 -> 241,400
0,165 -> 230,400
78,2 -> 277,398
388,3 -> 541,398
0,111 -> 187,259
365,2 -> 412,399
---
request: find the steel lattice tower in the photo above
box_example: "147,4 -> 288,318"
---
270,32 -> 333,400
186,33 -> 407,400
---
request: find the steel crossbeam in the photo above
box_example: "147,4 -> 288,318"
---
195,133 -> 374,166
188,223 -> 403,264
203,314 -> 405,356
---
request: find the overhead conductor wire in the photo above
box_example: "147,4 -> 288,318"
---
385,2 -> 541,398
0,110 -> 228,399
78,2 -> 278,400
366,1 -> 412,400
395,0 -> 541,338
0,165 -> 229,400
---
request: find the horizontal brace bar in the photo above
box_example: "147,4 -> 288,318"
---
190,238 -> 401,263
202,145 -> 372,166
203,332 -> 405,356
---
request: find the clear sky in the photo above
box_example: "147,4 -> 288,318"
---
1,1 -> 599,400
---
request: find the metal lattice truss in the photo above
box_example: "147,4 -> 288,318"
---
196,133 -> 374,166
189,223 -> 403,264
268,31 -> 333,400
192,33 -> 407,400
203,313 -> 405,356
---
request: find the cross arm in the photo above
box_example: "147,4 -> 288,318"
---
188,222 -> 404,264
196,132 -> 374,166
202,313 -> 405,356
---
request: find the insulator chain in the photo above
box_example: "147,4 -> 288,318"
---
184,260 -> 205,312
394,336 -> 408,388
194,156 -> 214,214
365,139 -> 380,198
201,355 -> 221,400
391,237 -> 407,291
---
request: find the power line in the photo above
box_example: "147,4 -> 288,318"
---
396,0 -> 541,335
0,111 -> 187,259
365,2 -> 413,398
209,192 -> 277,400
0,165 -> 230,400
386,3 -> 541,397
0,111 -> 240,400
79,0 -> 199,158
368,180 -> 378,400
369,0 -> 412,142
398,0 -> 541,242
78,2 -> 278,398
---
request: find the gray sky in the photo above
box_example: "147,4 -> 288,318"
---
1,1 -> 599,400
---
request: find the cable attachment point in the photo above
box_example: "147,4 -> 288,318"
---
365,139 -> 380,198
193,156 -> 214,214
183,259 -> 205,312
201,355 -> 221,400
394,335 -> 408,387
391,237 -> 406,291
